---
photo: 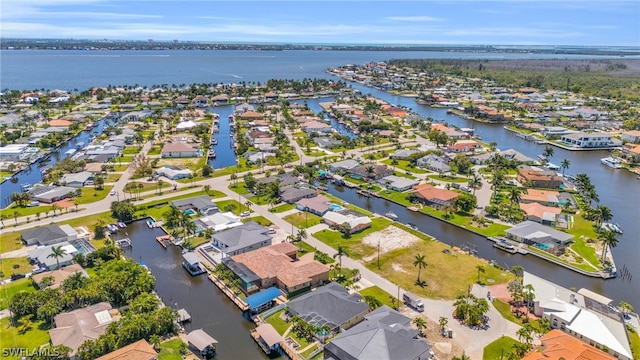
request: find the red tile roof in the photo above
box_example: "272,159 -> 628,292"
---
411,184 -> 459,202
521,330 -> 616,360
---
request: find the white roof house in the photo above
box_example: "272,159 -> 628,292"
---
195,212 -> 243,232
156,166 -> 193,180
322,211 -> 372,229
176,120 -> 199,130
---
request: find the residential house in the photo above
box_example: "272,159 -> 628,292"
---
156,166 -> 193,180
523,272 -> 632,360
621,144 -> 640,162
244,151 -> 275,164
256,173 -> 298,188
324,305 -> 431,360
211,94 -> 229,105
240,111 -> 264,121
0,144 -> 29,160
301,120 -> 332,134
322,210 -> 372,234
378,175 -> 419,192
543,126 -> 573,137
621,130 -> 640,144
417,153 -> 451,173
560,132 -> 618,149
314,137 -> 342,149
211,221 -> 273,258
517,165 -> 564,189
48,119 -> 72,130
245,130 -> 272,144
505,221 -> 573,255
390,148 -> 421,160
348,164 -> 392,181
520,202 -> 562,225
235,103 -> 255,115
49,302 -> 118,356
61,171 -> 94,188
500,149 -> 536,163
21,224 -> 77,246
223,242 -> 329,295
96,339 -> 157,360
288,282 -> 369,332
32,263 -> 88,290
296,195 -> 332,216
161,142 -> 199,158
28,241 -> 79,270
446,140 -> 481,154
176,120 -> 198,131
410,184 -> 459,209
521,189 -> 561,206
172,195 -> 218,215
195,212 -> 242,232
521,330 -> 616,360
280,186 -> 317,203
328,159 -> 360,172
191,95 -> 209,108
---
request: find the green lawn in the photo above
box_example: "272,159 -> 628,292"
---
264,309 -> 290,334
493,299 -> 541,332
483,336 -> 520,360
628,326 -> 640,360
113,164 -> 130,172
104,174 -> 121,183
243,215 -> 272,226
428,175 -> 469,183
566,216 -> 601,268
527,246 -> 597,272
0,318 -> 51,360
138,190 -> 209,208
0,256 -> 31,281
123,181 -> 171,193
158,338 -> 187,360
271,203 -> 296,213
0,204 -> 54,219
247,194 -> 272,206
148,146 -> 162,155
313,218 -> 392,260
381,159 -> 428,174
74,186 -> 114,204
228,181 -> 250,195
359,286 -> 399,310
121,146 -> 142,155
282,212 -> 322,229
0,277 -> 36,309
0,171 -> 15,177
216,200 -> 246,215
296,241 -> 317,256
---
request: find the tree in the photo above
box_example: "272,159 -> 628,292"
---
203,184 -> 210,195
598,229 -> 619,264
149,334 -> 161,351
94,221 -> 106,239
413,254 -> 427,285
363,295 -> 382,310
439,316 -> 448,333
333,246 -> 347,276
47,245 -> 67,270
244,173 -> 257,192
543,146 -> 554,160
412,316 -> 426,336
244,200 -> 253,213
468,171 -> 482,195
561,158 -> 570,176
619,301 -> 634,317
110,201 -> 136,222
508,187 -> 522,206
453,193 -> 477,213
296,228 -> 307,242
202,164 -> 213,177
595,205 -> 613,227
452,352 -> 471,360
157,179 -> 165,195
339,222 -> 352,238
489,141 -> 498,151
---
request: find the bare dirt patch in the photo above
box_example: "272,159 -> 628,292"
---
362,225 -> 420,261
392,263 -> 410,274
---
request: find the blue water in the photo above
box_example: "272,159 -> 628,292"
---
184,209 -> 197,216
329,204 -> 344,211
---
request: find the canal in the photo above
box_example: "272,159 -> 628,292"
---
0,114 -> 117,208
206,105 -> 238,169
113,220 -> 268,360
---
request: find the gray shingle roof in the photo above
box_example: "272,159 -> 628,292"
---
21,225 -> 68,246
212,222 -> 271,254
171,195 -> 215,212
506,221 -> 573,243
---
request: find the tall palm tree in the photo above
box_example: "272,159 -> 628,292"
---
599,230 -> 619,264
333,246 -> 347,276
595,205 -> 613,227
476,265 -> 485,284
560,158 -> 570,177
439,316 -> 448,333
543,146 -> 554,160
244,200 -> 253,213
47,245 -> 67,270
412,317 -> 426,336
296,228 -> 307,241
468,171 -> 482,196
413,254 -> 427,284
508,187 -> 522,206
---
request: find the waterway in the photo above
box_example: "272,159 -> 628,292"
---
113,220 -> 268,360
205,105 -> 237,169
0,114 -> 116,208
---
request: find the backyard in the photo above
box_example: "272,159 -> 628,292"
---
483,336 -> 520,360
283,212 -> 322,229
0,318 -> 51,360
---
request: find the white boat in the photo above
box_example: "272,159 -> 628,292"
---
64,149 -> 77,156
545,163 -> 559,170
600,157 -> 623,169
384,211 -> 398,220
76,142 -> 85,149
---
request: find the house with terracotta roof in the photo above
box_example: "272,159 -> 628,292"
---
446,140 -> 482,153
48,119 -> 72,129
521,329 -> 616,360
95,339 -> 157,360
160,142 -> 199,158
223,242 -> 329,295
410,183 -> 459,209
621,144 -> 640,162
520,202 -> 562,225
240,111 -> 264,121
517,165 -> 564,189
521,189 -> 561,207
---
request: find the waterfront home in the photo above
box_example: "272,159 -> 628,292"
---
186,329 -> 218,359
621,130 -> 640,144
49,302 -> 117,356
95,339 -> 157,360
322,210 -> 372,234
280,186 -> 317,203
378,175 -> 419,192
191,95 -> 209,108
175,120 -> 198,131
48,119 -> 72,129
517,165 -> 564,189
301,120 -> 332,134
245,130 -> 272,144
211,221 -> 272,258
0,144 -> 29,160
446,140 -> 482,154
244,151 -> 275,164
28,241 -> 79,270
390,148 -> 421,160
240,110 -> 264,121
287,282 -> 369,332
235,103 -> 255,115
256,173 -> 298,188
155,166 -> 193,180
560,132 -> 619,149
410,183 -> 459,209
21,224 -> 78,246
620,144 -> 640,162
500,148 -> 536,163
521,329 -> 616,360
325,305 -> 431,360
195,212 -> 242,232
61,171 -> 94,188
542,126 -> 572,137
314,136 -> 342,149
505,221 -> 572,255
417,153 -> 451,172
347,164 -> 392,181
171,195 -> 218,215
520,189 -> 561,207
161,142 -> 199,158
32,263 -> 88,290
328,159 -> 360,172
223,242 -> 329,296
296,195 -> 332,216
519,202 -> 562,225
523,272 -> 633,360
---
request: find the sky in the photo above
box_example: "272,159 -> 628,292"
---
2,0 -> 639,46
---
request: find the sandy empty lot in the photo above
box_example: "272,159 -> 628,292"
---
362,225 -> 420,261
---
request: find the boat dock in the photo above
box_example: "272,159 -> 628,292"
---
156,234 -> 173,248
115,238 -> 132,248
208,274 -> 249,312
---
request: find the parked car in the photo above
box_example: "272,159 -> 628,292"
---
240,211 -> 250,217
26,201 -> 40,207
10,273 -> 26,281
267,227 -> 276,234
109,190 -> 116,196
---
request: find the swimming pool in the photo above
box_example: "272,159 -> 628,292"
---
184,209 -> 197,216
329,204 -> 343,212
535,243 -> 552,250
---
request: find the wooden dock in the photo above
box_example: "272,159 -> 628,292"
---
156,235 -> 173,248
208,274 -> 249,311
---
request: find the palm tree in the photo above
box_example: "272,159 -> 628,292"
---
452,351 -> 471,360
595,205 -> 613,227
517,325 -> 534,346
413,254 -> 427,284
47,245 -> 67,270
333,246 -> 347,276
412,317 -> 426,337
508,187 -> 522,206
365,165 -> 375,180
468,171 -> 482,195
73,199 -> 79,212
51,203 -> 61,217
244,200 -> 253,213
157,179 -> 165,195
438,316 -> 448,333
599,230 -> 619,264
203,184 -> 210,195
543,146 -> 554,160
560,158 -> 570,177
296,228 -> 307,242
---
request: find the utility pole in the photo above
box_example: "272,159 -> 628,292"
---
377,239 -> 380,269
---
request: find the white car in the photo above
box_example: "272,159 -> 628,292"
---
240,211 -> 250,217
109,190 -> 116,196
